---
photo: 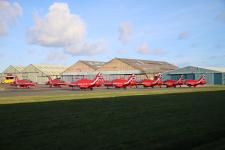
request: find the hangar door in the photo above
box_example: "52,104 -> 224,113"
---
214,73 -> 222,84
170,74 -> 181,80
183,74 -> 195,80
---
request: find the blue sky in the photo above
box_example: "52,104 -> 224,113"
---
0,0 -> 225,72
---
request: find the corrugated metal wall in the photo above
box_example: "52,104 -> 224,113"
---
214,73 -> 222,84
62,73 -> 155,83
165,73 -> 215,84
3,66 -> 23,79
22,65 -> 48,84
0,73 -> 3,82
223,73 -> 225,84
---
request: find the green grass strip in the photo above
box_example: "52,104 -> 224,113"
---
0,86 -> 225,104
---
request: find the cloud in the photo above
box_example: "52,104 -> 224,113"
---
0,1 -> 22,36
45,50 -> 69,62
137,42 -> 166,55
65,40 -> 106,56
27,2 -> 85,47
118,22 -> 132,44
28,2 -> 106,56
137,42 -> 150,54
178,32 -> 189,40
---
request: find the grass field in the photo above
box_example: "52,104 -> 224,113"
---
0,86 -> 225,150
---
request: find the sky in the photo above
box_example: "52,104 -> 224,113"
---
0,0 -> 225,72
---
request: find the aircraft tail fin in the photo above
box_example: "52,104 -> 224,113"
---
197,74 -> 206,84
153,73 -> 162,84
176,75 -> 183,84
48,76 -> 53,83
91,73 -> 103,85
15,76 -> 19,84
199,74 -> 205,80
178,75 -> 183,81
125,74 -> 136,85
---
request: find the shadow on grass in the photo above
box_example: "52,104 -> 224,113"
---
0,90 -> 225,150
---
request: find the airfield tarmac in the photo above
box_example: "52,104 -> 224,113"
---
0,84 -> 194,98
0,84 -> 148,97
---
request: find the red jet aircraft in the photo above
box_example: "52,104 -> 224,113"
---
12,76 -> 36,88
104,74 -> 136,88
69,73 -> 104,90
46,76 -> 68,87
163,75 -> 185,88
140,73 -> 163,88
185,74 -> 206,87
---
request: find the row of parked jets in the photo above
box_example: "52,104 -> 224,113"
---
9,73 -> 206,89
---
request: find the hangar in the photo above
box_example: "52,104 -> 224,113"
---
96,58 -> 178,81
164,66 -> 225,85
22,64 -> 68,84
62,58 -> 177,82
0,65 -> 25,83
62,60 -> 106,82
1,65 -> 25,78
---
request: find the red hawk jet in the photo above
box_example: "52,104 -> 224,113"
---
104,74 -> 136,88
46,76 -> 68,87
185,74 -> 206,87
163,75 -> 185,88
69,73 -> 104,90
11,76 -> 36,88
140,73 -> 163,88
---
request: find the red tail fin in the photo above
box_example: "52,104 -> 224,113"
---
15,76 -> 19,84
178,75 -> 183,81
153,73 -> 162,84
176,75 -> 183,84
125,74 -> 135,85
91,73 -> 103,85
196,74 -> 206,84
199,74 -> 205,81
48,76 -> 53,83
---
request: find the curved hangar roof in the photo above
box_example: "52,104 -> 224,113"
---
22,64 -> 68,76
96,58 -> 178,74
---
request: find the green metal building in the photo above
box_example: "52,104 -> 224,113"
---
1,65 -> 25,78
22,64 -> 68,84
163,66 -> 225,85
